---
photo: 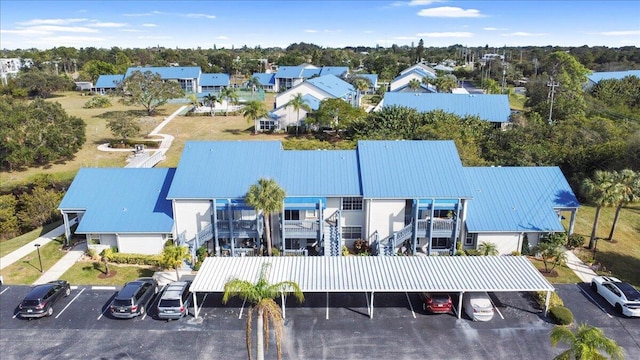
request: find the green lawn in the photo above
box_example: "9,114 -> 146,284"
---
527,257 -> 582,284
0,237 -> 67,284
0,220 -> 63,258
60,261 -> 157,286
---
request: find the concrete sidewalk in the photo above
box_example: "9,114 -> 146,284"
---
0,223 -> 66,271
563,247 -> 598,283
33,242 -> 87,285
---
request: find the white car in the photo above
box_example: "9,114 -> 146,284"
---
591,276 -> 640,317
463,292 -> 494,321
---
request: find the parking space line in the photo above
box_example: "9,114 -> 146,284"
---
12,313 -> 18,319
56,288 -> 85,318
0,287 -> 9,296
92,286 -> 116,290
578,286 -> 613,318
239,298 -> 247,319
97,306 -> 109,320
404,292 -> 416,319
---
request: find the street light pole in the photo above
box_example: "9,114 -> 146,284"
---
34,243 -> 43,273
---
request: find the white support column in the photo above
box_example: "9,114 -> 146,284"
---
281,293 -> 286,319
193,292 -> 200,319
61,211 -> 71,244
457,292 -> 463,319
370,292 -> 375,319
544,291 -> 551,317
569,209 -> 577,235
325,292 -> 329,320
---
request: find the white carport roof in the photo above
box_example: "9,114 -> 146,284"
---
191,256 -> 554,293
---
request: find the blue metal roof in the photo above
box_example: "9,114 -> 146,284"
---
357,74 -> 378,86
307,74 -> 355,99
281,150 -> 361,196
464,167 -> 580,232
124,66 -> 201,79
94,74 -> 124,88
200,73 -> 229,87
252,73 -> 275,85
275,66 -> 306,79
301,94 -> 321,110
58,168 -> 175,233
394,68 -> 437,82
382,92 -> 511,122
319,66 -> 348,77
587,70 -> 640,83
357,140 -> 474,199
301,68 -> 322,78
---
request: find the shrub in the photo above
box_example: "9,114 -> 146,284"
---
566,234 -> 585,249
192,261 -> 202,271
271,247 -> 280,256
353,239 -> 370,255
341,245 -> 350,256
549,306 -> 574,325
86,248 -> 98,260
521,233 -> 530,256
511,251 -> 522,256
465,249 -> 482,256
196,246 -> 208,262
534,291 -> 564,309
83,96 -> 112,109
103,252 -> 163,267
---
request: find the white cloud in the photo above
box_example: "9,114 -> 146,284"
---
599,30 -> 640,36
0,28 -> 50,36
416,31 -> 474,38
417,6 -> 484,18
501,32 -> 547,37
26,25 -> 99,33
142,23 -> 157,27
484,27 -> 507,31
394,36 -> 418,40
184,13 -> 216,19
89,22 -> 127,28
217,36 -> 229,40
17,18 -> 88,26
304,29 -> 318,33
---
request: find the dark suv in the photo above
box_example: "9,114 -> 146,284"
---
110,277 -> 158,319
18,280 -> 71,319
157,280 -> 192,320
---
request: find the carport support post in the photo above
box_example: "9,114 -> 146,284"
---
193,292 -> 200,319
457,292 -> 463,319
281,293 -> 286,319
544,291 -> 551,317
370,292 -> 375,319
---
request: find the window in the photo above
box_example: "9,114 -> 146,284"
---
431,237 -> 450,249
465,233 -> 476,246
284,210 -> 300,221
342,226 -> 362,240
341,197 -> 363,211
305,210 -> 317,219
259,119 -> 276,131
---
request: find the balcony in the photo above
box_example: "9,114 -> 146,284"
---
416,218 -> 455,237
283,220 -> 320,238
216,219 -> 259,238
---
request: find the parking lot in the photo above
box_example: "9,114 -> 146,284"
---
0,283 -> 637,359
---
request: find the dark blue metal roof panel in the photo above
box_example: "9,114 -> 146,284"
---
281,150 -> 361,196
357,140 -> 474,198
464,167 -> 580,232
124,66 -> 201,79
59,168 -> 175,233
167,141 -> 284,199
252,73 -> 276,85
383,92 -> 511,122
199,73 -> 230,86
94,74 -> 124,88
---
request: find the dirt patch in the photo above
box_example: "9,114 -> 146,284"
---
97,270 -> 117,279
539,269 -> 559,278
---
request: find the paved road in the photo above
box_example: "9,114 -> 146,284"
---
4,284 -> 636,359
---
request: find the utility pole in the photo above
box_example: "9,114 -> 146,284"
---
547,76 -> 560,124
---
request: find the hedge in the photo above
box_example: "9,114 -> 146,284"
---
107,252 -> 163,267
549,306 -> 574,325
534,291 -> 564,309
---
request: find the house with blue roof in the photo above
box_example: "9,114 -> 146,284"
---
124,66 -> 203,93
377,92 -> 512,128
93,74 -> 124,94
390,67 -> 438,92
59,140 -> 579,258
200,73 -> 230,93
256,74 -> 356,132
274,64 -> 349,93
584,69 -> 640,90
251,73 -> 276,92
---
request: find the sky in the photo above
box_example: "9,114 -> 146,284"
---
1,0 -> 639,50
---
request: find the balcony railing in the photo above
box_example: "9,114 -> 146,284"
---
216,219 -> 259,237
283,220 -> 319,237
416,218 -> 455,236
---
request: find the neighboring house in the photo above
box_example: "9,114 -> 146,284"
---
274,64 -> 349,92
0,58 -> 30,84
58,168 -> 175,255
75,82 -> 93,91
59,140 -> 579,258
434,64 -> 454,73
257,74 -> 356,132
124,66 -> 202,93
375,92 -> 511,128
93,74 -> 124,94
584,70 -> 640,90
355,74 -> 379,94
200,73 -> 230,93
389,67 -> 437,92
399,63 -> 437,77
251,73 -> 276,92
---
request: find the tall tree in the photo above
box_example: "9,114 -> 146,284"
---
286,93 -> 311,135
161,244 -> 191,281
550,323 -> 624,360
223,263 -> 304,360
247,76 -> 261,99
219,87 -> 239,116
107,113 -> 140,144
242,100 -> 268,135
415,39 -> 425,63
608,169 -> 640,241
245,178 -> 285,257
408,78 -> 421,91
314,98 -> 366,133
203,93 -> 218,116
581,170 -> 622,250
115,70 -> 184,115
435,74 -> 458,93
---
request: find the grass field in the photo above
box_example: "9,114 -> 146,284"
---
60,261 -> 157,286
0,237 -> 67,285
0,220 -> 63,258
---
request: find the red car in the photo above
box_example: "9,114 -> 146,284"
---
420,292 -> 453,313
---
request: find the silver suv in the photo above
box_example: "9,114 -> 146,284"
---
157,280 -> 191,320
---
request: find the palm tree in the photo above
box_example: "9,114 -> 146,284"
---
285,93 -> 311,135
581,170 -> 622,250
161,244 -> 191,281
223,263 -> 304,360
187,93 -> 200,112
352,77 -> 370,107
550,323 -> 624,360
220,87 -> 239,116
243,100 -> 268,135
478,241 -> 499,256
435,75 -> 457,93
608,169 -> 640,241
408,78 -> 421,92
247,76 -> 261,99
245,178 -> 285,257
203,93 -> 218,116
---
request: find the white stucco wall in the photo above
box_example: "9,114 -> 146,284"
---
390,73 -> 425,91
117,234 -> 166,254
100,234 -> 118,248
173,200 -> 212,240
476,233 -> 526,255
367,199 -> 407,240
275,83 -> 331,108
